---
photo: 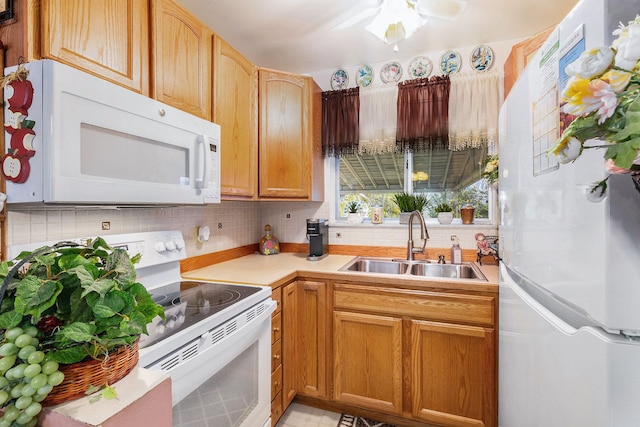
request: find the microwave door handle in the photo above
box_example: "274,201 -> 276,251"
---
195,134 -> 208,189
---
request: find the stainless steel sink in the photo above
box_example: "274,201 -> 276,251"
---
409,262 -> 486,280
339,257 -> 487,281
341,258 -> 409,274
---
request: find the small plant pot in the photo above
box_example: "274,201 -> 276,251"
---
347,213 -> 363,224
399,212 -> 412,224
437,212 -> 453,224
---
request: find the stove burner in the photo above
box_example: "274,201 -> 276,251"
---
171,289 -> 242,309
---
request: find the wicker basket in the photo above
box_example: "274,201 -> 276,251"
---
42,341 -> 139,406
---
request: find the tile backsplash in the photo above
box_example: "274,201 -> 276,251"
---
5,201 -> 497,258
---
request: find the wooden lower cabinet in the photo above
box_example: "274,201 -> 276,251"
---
273,277 -> 497,427
409,320 -> 496,427
333,311 -> 403,414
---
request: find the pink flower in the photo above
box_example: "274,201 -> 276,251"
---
583,79 -> 618,125
605,159 -> 630,174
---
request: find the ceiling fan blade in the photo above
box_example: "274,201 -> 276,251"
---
331,1 -> 383,31
415,0 -> 467,20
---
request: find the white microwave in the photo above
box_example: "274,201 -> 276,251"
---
2,60 -> 220,205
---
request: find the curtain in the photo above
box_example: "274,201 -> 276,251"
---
448,72 -> 503,152
358,85 -> 399,155
322,87 -> 360,157
396,75 -> 450,152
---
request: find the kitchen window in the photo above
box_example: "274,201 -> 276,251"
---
336,146 -> 493,222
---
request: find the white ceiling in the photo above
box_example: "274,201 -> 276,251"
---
176,0 -> 579,75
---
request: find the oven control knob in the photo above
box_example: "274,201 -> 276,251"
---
175,239 -> 185,250
165,240 -> 177,251
155,242 -> 167,252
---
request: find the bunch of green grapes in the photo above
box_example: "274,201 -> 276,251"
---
0,327 -> 64,427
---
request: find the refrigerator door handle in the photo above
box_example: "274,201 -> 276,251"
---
501,262 -> 640,345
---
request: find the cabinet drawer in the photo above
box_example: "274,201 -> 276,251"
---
272,340 -> 282,372
272,286 -> 282,316
271,364 -> 283,398
272,312 -> 282,344
271,391 -> 283,426
334,283 -> 495,327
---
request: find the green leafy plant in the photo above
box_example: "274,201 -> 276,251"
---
345,201 -> 360,214
434,202 -> 453,213
393,192 -> 429,213
0,238 -> 165,423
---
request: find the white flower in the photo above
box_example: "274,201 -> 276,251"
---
565,47 -> 614,79
612,16 -> 640,70
554,137 -> 583,164
586,180 -> 607,203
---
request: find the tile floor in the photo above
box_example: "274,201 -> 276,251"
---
275,403 -> 343,427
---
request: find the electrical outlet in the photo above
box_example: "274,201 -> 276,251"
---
218,223 -> 223,229
336,232 -> 342,238
286,213 -> 291,219
101,221 -> 111,231
450,234 -> 457,241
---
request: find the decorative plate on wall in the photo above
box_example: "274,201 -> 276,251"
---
331,68 -> 349,90
440,51 -> 462,75
470,45 -> 494,71
408,56 -> 433,79
356,64 -> 374,87
380,62 -> 403,83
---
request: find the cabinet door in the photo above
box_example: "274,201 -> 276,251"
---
213,36 -> 258,199
42,0 -> 150,94
333,311 -> 403,414
281,282 -> 297,408
409,320 -> 496,427
151,0 -> 212,119
296,280 -> 328,399
258,68 -> 310,199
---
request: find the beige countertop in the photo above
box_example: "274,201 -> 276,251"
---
182,253 -> 498,293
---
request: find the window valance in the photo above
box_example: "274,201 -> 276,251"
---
322,87 -> 360,157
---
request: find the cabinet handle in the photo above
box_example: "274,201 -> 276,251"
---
273,354 -> 280,360
275,381 -> 280,387
273,327 -> 280,332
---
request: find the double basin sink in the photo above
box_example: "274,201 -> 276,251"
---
339,257 -> 487,281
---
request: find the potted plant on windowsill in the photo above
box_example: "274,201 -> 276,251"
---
0,238 -> 165,424
393,192 -> 429,224
434,202 -> 454,224
345,201 -> 363,223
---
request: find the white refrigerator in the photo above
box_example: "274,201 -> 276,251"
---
498,0 -> 640,426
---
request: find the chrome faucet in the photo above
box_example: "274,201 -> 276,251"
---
407,210 -> 429,262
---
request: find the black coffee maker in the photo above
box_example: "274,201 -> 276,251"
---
306,219 -> 328,261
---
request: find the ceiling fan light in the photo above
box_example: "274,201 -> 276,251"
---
416,0 -> 467,20
365,0 -> 427,44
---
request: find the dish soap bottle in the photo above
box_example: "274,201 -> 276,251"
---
450,235 -> 462,264
260,224 -> 280,255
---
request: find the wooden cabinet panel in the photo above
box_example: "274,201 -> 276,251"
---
297,280 -> 328,399
333,311 -> 403,415
214,36 -> 258,199
259,68 -> 308,198
42,0 -> 149,94
409,320 -> 496,427
272,311 -> 282,344
151,0 -> 212,119
271,364 -> 283,399
282,282 -> 297,408
271,286 -> 282,316
258,68 -> 323,200
271,391 -> 283,427
271,339 -> 282,373
334,283 -> 495,327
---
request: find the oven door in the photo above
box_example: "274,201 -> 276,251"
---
145,299 -> 276,427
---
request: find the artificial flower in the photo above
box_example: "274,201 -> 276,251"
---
612,15 -> 640,70
549,14 -> 640,187
481,154 -> 499,184
564,46 -> 614,79
553,136 -> 583,163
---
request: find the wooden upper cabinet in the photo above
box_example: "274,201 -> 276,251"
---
213,36 -> 258,199
258,68 -> 323,200
41,0 -> 150,94
151,0 -> 212,120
